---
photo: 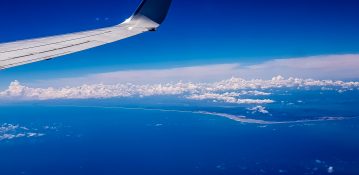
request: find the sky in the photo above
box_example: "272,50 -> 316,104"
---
2,2 -> 359,174
0,0 -> 359,88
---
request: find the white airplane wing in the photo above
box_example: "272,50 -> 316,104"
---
0,0 -> 172,70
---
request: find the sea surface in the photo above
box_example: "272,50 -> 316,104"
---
1,89 -> 359,175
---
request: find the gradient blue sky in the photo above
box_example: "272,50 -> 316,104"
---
0,0 -> 359,87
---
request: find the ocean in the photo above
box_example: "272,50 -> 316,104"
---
1,102 -> 359,175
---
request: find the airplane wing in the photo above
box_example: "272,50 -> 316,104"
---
0,0 -> 172,70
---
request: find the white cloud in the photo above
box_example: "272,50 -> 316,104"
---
187,93 -> 274,104
38,64 -> 241,87
328,166 -> 334,174
32,54 -> 359,87
1,76 -> 358,103
0,123 -> 45,141
247,106 -> 269,114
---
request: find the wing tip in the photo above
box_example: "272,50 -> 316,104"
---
132,0 -> 172,25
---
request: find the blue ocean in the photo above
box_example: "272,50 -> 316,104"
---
1,89 -> 359,175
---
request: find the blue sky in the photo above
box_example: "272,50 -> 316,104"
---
0,0 -> 359,87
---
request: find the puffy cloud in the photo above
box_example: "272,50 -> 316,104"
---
187,93 -> 274,104
1,76 -> 358,103
247,106 -> 269,114
0,123 -> 45,141
328,166 -> 334,174
0,81 -> 197,100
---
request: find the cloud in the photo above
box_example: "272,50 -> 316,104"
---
39,64 -> 241,86
34,54 -> 359,87
0,123 -> 45,141
238,54 -> 359,80
187,93 -> 273,104
1,76 -> 358,103
328,166 -> 334,174
247,106 -> 269,114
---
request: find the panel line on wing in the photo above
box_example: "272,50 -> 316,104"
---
0,30 -> 114,54
1,51 -> 73,69
1,41 -> 94,62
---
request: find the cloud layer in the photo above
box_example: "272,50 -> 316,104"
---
1,76 -> 358,104
241,54 -> 359,80
33,54 -> 359,87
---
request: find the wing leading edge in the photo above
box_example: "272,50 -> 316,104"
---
0,0 -> 172,70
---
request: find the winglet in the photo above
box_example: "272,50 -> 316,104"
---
132,0 -> 172,25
